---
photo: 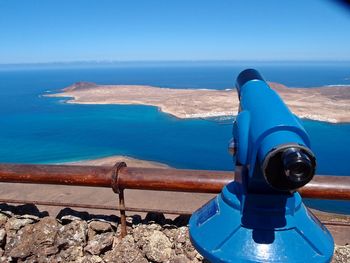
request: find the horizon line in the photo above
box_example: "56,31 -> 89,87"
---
1,59 -> 350,67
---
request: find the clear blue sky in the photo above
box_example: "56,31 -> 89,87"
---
0,0 -> 350,63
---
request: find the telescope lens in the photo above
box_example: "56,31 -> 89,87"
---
263,146 -> 316,191
282,148 -> 313,183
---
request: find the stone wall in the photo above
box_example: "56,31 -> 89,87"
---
0,204 -> 348,263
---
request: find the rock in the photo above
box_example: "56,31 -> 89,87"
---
88,215 -> 119,229
163,228 -> 174,239
103,235 -> 147,263
88,220 -> 113,241
0,256 -> 12,263
168,227 -> 196,261
57,245 -> 84,262
132,224 -> 162,243
174,227 -> 188,243
183,242 -> 197,261
333,245 -> 350,263
0,214 -> 8,228
6,217 -> 59,260
5,217 -> 34,231
17,214 -> 40,222
171,233 -> 197,261
0,229 -> 6,248
196,252 -> 204,261
88,228 -> 96,241
18,254 -> 52,263
81,255 -> 105,263
170,254 -> 191,263
0,256 -> 10,262
133,223 -> 186,262
89,220 -> 113,233
3,209 -> 350,263
143,230 -> 173,262
85,232 -> 114,255
57,220 -> 88,248
60,214 -> 87,224
4,230 -> 16,257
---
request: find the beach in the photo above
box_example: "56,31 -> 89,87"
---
65,155 -> 170,168
46,81 -> 350,123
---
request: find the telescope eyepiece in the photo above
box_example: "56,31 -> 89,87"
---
263,145 -> 316,191
282,148 -> 313,184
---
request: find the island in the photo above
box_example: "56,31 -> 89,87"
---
45,81 -> 350,123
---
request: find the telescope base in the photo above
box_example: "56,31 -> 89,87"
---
189,182 -> 334,263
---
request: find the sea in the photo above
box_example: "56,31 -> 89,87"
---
0,61 -> 349,213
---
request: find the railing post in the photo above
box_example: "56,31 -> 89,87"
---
118,189 -> 127,238
111,162 -> 128,238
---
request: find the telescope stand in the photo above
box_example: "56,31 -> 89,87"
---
189,180 -> 334,263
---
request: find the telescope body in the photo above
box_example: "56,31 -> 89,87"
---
189,69 -> 334,263
234,69 -> 315,192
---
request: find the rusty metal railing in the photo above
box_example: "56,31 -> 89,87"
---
0,163 -> 350,236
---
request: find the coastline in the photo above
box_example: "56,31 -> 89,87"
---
62,155 -> 170,169
45,82 -> 350,123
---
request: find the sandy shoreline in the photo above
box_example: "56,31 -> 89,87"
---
63,155 -> 170,168
45,81 -> 350,123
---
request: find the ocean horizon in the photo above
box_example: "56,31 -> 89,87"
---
0,61 -> 349,213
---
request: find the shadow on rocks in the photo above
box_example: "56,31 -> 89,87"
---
173,214 -> 191,227
142,212 -> 190,227
0,203 -> 49,218
56,207 -> 119,225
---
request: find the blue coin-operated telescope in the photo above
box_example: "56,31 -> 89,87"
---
189,69 -> 334,262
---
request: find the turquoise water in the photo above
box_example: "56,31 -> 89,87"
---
0,62 -> 349,213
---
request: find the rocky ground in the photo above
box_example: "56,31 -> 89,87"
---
0,204 -> 348,263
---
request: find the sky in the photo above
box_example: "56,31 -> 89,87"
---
0,0 -> 350,63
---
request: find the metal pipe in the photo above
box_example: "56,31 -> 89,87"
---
298,175 -> 350,200
0,163 -> 349,200
117,167 -> 234,193
0,163 -> 113,187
